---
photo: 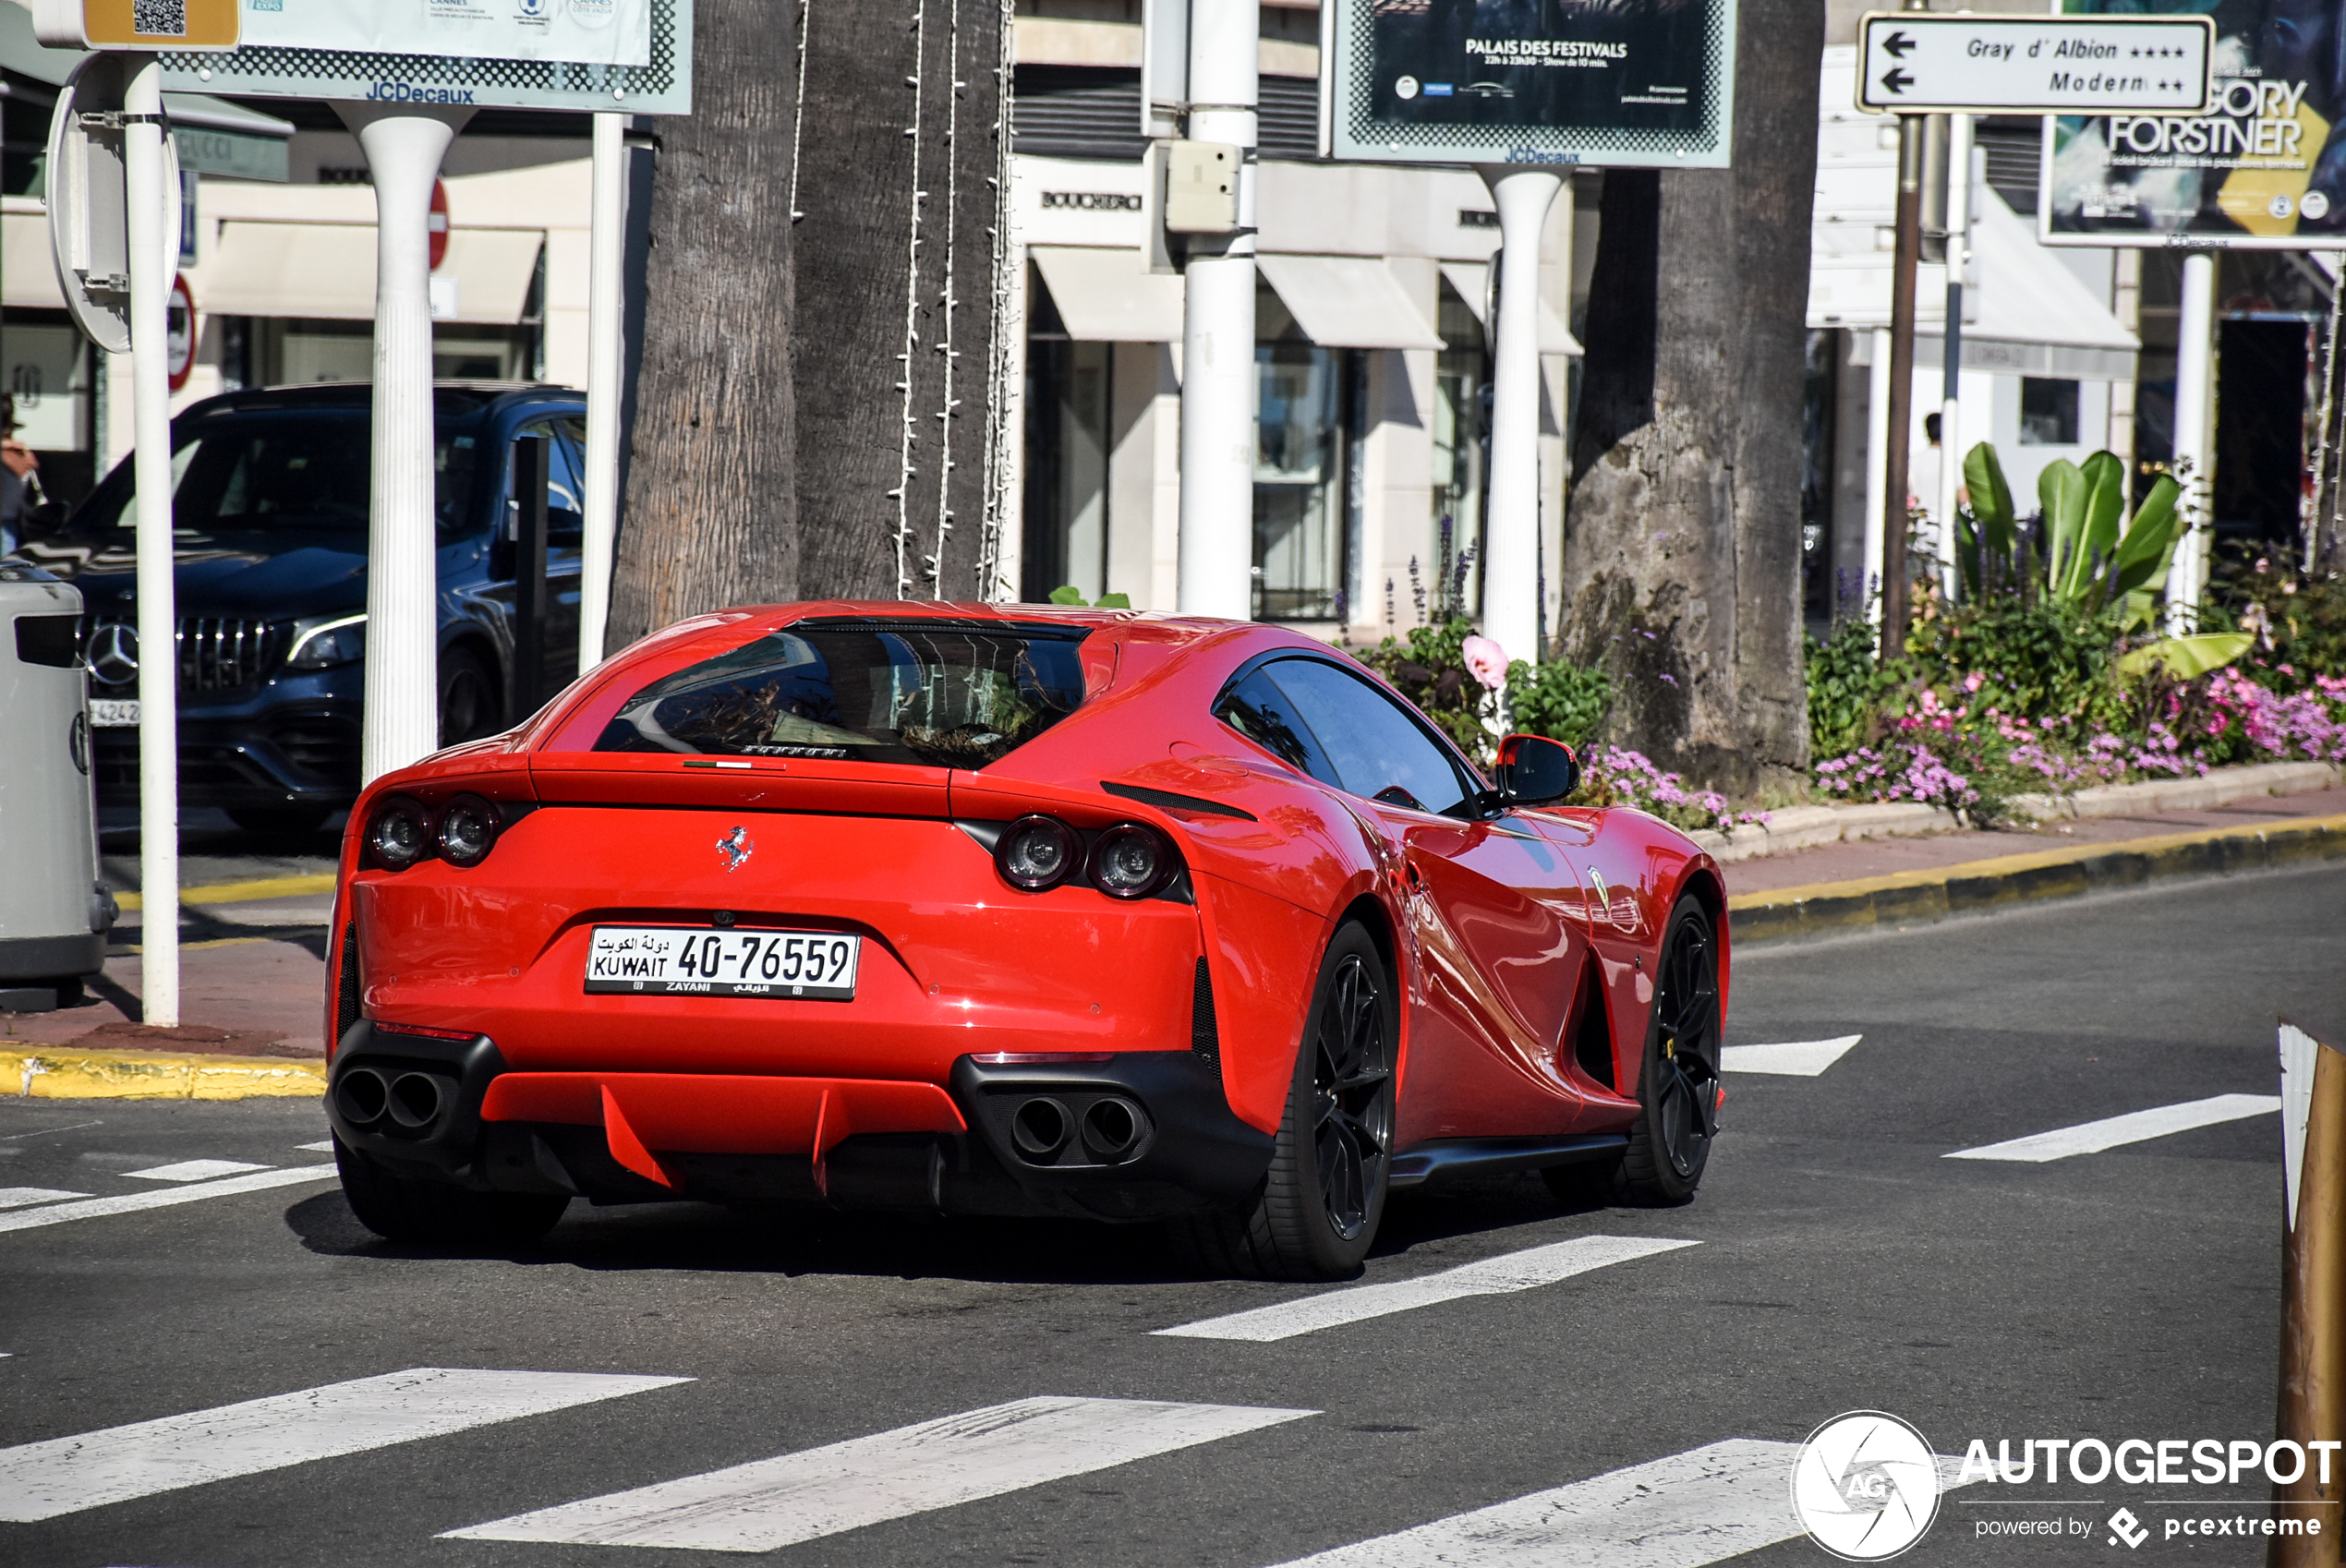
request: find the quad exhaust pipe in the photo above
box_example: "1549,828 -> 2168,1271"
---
334,1066 -> 449,1132
1008,1093 -> 1148,1164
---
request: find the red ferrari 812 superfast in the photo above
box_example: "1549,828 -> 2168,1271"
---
325,603 -> 1730,1278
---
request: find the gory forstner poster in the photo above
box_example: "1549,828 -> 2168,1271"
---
2048,0 -> 2346,246
1328,0 -> 1736,168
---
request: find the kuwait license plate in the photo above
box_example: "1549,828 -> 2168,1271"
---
585,926 -> 862,1000
90,699 -> 140,727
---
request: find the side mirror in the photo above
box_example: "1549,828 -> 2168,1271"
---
1493,733 -> 1580,807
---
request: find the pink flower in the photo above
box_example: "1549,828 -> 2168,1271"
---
1461,634 -> 1508,691
1963,671 -> 1984,693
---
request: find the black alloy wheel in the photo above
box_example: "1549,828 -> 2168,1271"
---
1312,947 -> 1394,1241
1621,893 -> 1723,1205
1177,923 -> 1397,1280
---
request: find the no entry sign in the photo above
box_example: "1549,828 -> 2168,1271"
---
1855,12 -> 2212,115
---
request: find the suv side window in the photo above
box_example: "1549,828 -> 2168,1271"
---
1260,657 -> 1477,816
1215,666 -> 1339,786
511,418 -> 586,544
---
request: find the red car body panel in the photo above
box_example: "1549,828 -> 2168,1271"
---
324,601 -> 1728,1219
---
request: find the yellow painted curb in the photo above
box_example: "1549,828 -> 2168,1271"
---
0,1046 -> 325,1101
115,873 -> 336,914
1728,811 -> 2346,942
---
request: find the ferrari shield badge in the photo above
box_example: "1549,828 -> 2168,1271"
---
716,826 -> 754,873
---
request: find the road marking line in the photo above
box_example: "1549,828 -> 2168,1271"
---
0,1368 -> 690,1522
0,1165 -> 337,1235
125,1159 -> 272,1183
1945,1093 -> 2283,1164
1154,1236 -> 1699,1344
445,1395 -> 1315,1551
1262,1441 -> 1982,1567
0,1188 -> 91,1209
1720,1035 -> 1862,1077
296,1140 -> 335,1152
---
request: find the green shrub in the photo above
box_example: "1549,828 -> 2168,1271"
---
1503,657 -> 1612,750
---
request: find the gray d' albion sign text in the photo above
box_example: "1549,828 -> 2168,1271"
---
1856,12 -> 2213,115
1324,0 -> 1738,169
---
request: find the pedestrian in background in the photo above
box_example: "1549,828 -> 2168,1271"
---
0,394 -> 42,557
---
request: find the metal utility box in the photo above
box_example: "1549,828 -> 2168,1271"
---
1163,140 -> 1240,234
0,564 -> 111,1011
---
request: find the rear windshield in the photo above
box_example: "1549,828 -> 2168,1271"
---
590,623 -> 1090,768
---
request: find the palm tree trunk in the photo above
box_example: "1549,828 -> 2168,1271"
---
1562,0 -> 1824,794
607,0 -> 799,651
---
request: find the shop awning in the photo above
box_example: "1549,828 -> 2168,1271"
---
3,206 -> 66,310
194,223 -> 545,324
1437,261 -> 1583,356
1258,255 -> 1445,351
1031,246 -> 1186,342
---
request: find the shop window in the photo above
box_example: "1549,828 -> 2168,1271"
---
1021,336 -> 1110,604
1432,280 -> 1488,615
2019,378 -> 2080,445
1254,343 -> 1350,621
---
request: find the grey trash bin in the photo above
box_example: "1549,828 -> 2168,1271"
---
0,562 -> 114,1011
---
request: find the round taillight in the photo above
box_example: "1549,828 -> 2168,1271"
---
434,794 -> 501,868
996,814 -> 1081,891
1089,823 -> 1169,899
366,796 -> 430,871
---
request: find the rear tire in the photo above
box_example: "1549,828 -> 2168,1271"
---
437,645 -> 502,746
1619,894 -> 1723,1206
336,1139 -> 567,1247
1179,923 -> 1397,1281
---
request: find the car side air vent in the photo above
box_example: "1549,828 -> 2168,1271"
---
1191,957 -> 1220,1067
1570,958 -> 1614,1091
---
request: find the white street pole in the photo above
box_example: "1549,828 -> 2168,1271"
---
124,54 -> 176,1026
1475,164 -> 1560,671
340,103 -> 475,781
579,110 -> 625,672
1936,113 -> 1971,603
1864,326 -> 1893,624
2167,249 -> 2217,633
1175,0 -> 1259,621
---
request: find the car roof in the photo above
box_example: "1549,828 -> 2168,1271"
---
723,599 -> 1274,648
175,382 -> 583,421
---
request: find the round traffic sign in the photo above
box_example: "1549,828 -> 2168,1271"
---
429,179 -> 450,271
167,275 -> 196,392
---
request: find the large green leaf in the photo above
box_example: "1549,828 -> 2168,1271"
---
2115,631 -> 2253,680
2108,475 -> 2182,599
2074,451 -> 2125,599
2038,460 -> 2086,601
1964,441 -> 2015,554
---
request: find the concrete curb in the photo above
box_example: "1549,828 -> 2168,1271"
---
1727,811 -> 2346,946
114,873 -> 336,914
1690,760 -> 2341,865
0,1046 -> 325,1101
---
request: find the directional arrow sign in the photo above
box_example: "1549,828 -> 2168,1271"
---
1855,11 -> 2213,115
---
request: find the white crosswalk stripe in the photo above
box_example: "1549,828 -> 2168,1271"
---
1155,1236 -> 1699,1343
0,1164 -> 338,1236
0,1368 -> 690,1522
0,1187 -> 90,1210
1263,1440 -> 1981,1567
446,1395 -> 1315,1551
1945,1093 -> 2282,1163
1720,1035 -> 1862,1077
125,1159 -> 272,1183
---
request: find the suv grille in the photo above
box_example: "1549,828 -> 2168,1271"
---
81,616 -> 286,694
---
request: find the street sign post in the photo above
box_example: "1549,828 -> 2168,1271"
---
1856,13 -> 2213,116
1853,7 -> 2212,656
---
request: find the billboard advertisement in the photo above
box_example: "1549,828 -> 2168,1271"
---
2044,0 -> 2346,247
1323,0 -> 1738,169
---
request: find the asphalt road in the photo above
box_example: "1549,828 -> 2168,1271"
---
4,861 -> 2340,1567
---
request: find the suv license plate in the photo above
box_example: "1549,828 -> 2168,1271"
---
584,926 -> 860,1000
91,699 -> 140,727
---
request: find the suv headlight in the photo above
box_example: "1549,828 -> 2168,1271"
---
286,612 -> 367,670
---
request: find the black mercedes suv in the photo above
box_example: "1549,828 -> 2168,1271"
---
7,383 -> 588,832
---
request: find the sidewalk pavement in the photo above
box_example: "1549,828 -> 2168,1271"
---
5,780 -> 2342,1097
